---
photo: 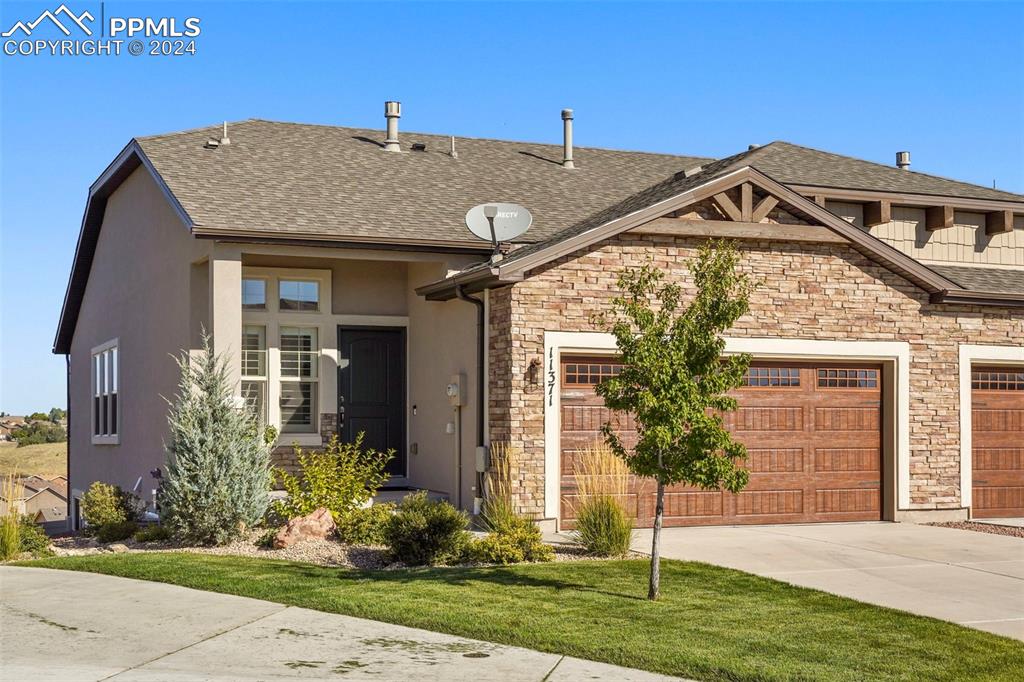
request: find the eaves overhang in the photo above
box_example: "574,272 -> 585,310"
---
52,140 -> 193,355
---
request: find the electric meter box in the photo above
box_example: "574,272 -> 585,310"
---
446,373 -> 466,407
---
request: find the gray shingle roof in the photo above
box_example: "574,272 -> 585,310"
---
137,122 -> 1022,250
739,141 -> 1023,202
929,265 -> 1024,295
137,119 -> 708,245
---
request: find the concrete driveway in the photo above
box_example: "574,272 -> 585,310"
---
0,567 -> 679,681
630,522 -> 1024,640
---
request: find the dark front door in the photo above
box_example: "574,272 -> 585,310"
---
338,327 -> 406,477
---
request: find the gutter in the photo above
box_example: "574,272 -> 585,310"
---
454,284 -> 487,514
932,289 -> 1024,307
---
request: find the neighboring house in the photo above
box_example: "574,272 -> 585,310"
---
0,476 -> 68,525
53,104 -> 1023,532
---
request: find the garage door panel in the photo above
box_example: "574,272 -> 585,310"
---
814,448 -> 880,473
559,358 -> 883,527
814,407 -> 880,432
747,448 -> 804,473
971,367 -> 1024,518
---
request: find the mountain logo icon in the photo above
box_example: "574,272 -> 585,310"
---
2,4 -> 95,38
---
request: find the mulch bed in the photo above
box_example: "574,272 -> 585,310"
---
928,521 -> 1024,539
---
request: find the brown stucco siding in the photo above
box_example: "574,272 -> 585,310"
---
69,166 -> 209,506
488,234 -> 1023,517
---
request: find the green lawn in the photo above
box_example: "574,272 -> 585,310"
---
26,554 -> 1023,681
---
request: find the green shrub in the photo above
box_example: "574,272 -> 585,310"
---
336,503 -> 395,545
467,521 -> 554,565
160,335 -> 273,546
18,516 -> 53,557
80,481 -> 140,535
384,492 -> 469,565
256,527 -> 278,549
11,421 -> 66,446
96,520 -> 138,543
574,496 -> 633,557
273,434 -> 393,523
134,524 -> 172,543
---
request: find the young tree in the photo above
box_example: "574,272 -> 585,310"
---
160,335 -> 273,545
596,240 -> 754,600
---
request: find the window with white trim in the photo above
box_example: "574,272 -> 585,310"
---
91,341 -> 119,443
279,326 -> 318,432
241,325 -> 267,422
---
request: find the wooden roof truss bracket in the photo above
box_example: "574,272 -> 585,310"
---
925,205 -> 955,231
985,209 -> 1014,236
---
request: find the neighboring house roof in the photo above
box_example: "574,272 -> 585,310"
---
35,507 -> 66,522
54,119 -> 1024,353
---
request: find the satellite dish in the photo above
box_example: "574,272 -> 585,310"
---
465,203 -> 533,250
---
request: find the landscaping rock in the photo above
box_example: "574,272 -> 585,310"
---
273,508 -> 337,549
107,543 -> 130,553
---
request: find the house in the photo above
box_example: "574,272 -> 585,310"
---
1,476 -> 67,523
53,104 -> 1023,532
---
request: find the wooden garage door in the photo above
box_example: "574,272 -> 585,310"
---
559,358 -> 883,528
971,367 -> 1024,519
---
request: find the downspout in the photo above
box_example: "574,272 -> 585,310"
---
454,284 -> 486,513
65,354 -> 72,531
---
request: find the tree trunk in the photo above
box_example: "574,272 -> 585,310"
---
648,478 -> 665,601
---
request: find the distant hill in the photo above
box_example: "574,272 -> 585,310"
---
0,441 -> 67,478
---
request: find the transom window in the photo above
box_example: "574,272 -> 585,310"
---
972,370 -> 1024,391
564,362 -> 623,385
91,341 -> 119,442
742,366 -> 801,387
817,368 -> 878,389
242,279 -> 266,311
279,280 -> 319,312
280,327 -> 319,432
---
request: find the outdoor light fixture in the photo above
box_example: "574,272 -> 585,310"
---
528,357 -> 542,385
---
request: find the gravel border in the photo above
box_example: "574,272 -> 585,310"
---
928,521 -> 1024,539
49,533 -> 634,569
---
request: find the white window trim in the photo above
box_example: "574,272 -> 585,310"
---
90,338 -> 120,445
541,332 -> 912,522
242,267 -> 333,446
958,344 -> 1024,512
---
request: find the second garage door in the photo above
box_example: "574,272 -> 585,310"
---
971,367 -> 1024,518
560,358 -> 884,528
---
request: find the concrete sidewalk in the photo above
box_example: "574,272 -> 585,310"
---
628,522 -> 1024,640
0,566 -> 681,681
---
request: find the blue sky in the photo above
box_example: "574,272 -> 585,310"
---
1,1 -> 1022,414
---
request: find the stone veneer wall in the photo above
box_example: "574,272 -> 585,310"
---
488,234 -> 1023,518
270,412 -> 338,481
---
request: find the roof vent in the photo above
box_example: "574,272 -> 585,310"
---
561,109 -> 575,169
449,136 -> 458,159
748,144 -> 759,150
896,151 -> 911,170
411,142 -> 427,152
384,101 -> 401,152
219,121 -> 230,146
683,165 -> 703,178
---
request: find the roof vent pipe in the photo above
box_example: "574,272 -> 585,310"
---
896,151 -> 911,170
384,101 -> 401,152
561,109 -> 575,169
220,121 -> 230,145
